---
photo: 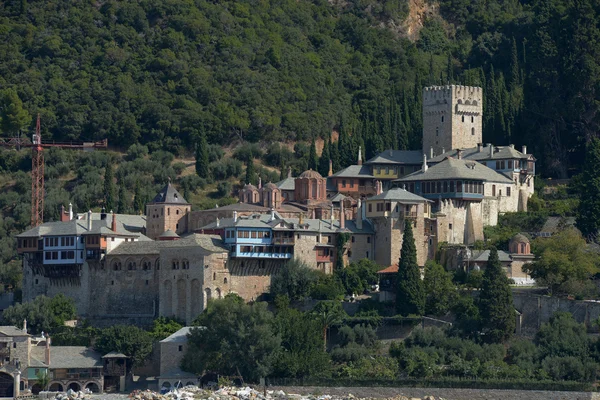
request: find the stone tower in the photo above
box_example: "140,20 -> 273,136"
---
146,181 -> 191,240
422,85 -> 483,157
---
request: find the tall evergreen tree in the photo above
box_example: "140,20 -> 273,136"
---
103,163 -> 116,212
479,247 -> 515,343
117,181 -> 128,214
510,37 -> 520,90
318,132 -> 331,177
577,138 -> 600,240
330,133 -> 341,173
338,121 -> 353,168
446,53 -> 453,84
308,137 -> 318,171
195,131 -> 210,178
395,219 -> 425,316
245,158 -> 256,185
428,53 -> 435,85
133,182 -> 144,215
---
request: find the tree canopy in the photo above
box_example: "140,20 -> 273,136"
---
395,219 -> 425,316
3,294 -> 76,334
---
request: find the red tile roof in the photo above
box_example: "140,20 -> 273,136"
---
378,264 -> 398,274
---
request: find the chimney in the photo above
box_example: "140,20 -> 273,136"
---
356,199 -> 363,230
442,147 -> 445,154
488,143 -> 493,158
45,336 -> 51,366
22,319 -> 27,334
422,154 -> 428,172
330,205 -> 334,227
377,181 -> 383,195
87,210 -> 92,231
100,207 -> 107,221
328,159 -> 333,177
357,146 -> 362,166
216,218 -> 220,227
271,208 -> 276,222
233,211 -> 238,223
258,177 -> 262,190
522,145 -> 527,155
430,147 -> 434,159
478,143 -> 483,152
287,166 -> 292,178
111,212 -> 117,232
509,144 -> 515,149
60,205 -> 67,222
318,219 -> 322,243
340,200 -> 345,230
299,212 -> 304,225
68,203 -> 73,221
457,149 -> 463,160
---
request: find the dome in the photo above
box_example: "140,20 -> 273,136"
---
298,169 -> 323,179
244,183 -> 258,191
511,233 -> 530,243
263,182 -> 278,190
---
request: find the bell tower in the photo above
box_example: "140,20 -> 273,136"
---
422,85 -> 483,157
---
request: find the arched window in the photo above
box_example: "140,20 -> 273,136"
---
172,261 -> 179,270
128,261 -> 136,270
441,115 -> 444,123
224,277 -> 228,284
176,209 -> 179,215
462,115 -> 465,122
471,127 -> 475,136
156,259 -> 160,270
213,272 -> 216,281
471,116 -> 474,123
168,208 -> 170,216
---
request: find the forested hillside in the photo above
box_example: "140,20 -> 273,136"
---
0,0 -> 597,177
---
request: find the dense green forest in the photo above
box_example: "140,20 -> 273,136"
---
0,0 -> 597,176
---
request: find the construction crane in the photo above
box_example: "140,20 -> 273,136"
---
0,114 -> 108,227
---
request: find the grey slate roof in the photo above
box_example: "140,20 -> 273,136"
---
150,182 -> 189,204
329,193 -> 347,203
0,326 -> 29,337
159,229 -> 180,239
109,234 -> 227,255
31,346 -> 103,369
539,216 -> 576,234
429,145 -> 532,163
471,250 -> 512,263
365,150 -> 422,165
17,214 -> 147,239
102,352 -> 128,358
330,165 -> 374,178
275,177 -> 295,191
160,327 -> 193,343
367,188 -> 430,204
202,214 -> 374,234
395,157 -> 513,184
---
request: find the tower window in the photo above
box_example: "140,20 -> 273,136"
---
436,127 -> 439,136
441,115 -> 444,123
462,115 -> 465,122
471,116 -> 474,123
472,127 -> 475,135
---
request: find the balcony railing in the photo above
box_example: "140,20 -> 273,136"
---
273,238 -> 295,245
400,211 -> 418,218
235,252 -> 292,259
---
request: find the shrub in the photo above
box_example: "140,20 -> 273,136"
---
233,143 -> 264,162
172,162 -> 187,175
331,342 -> 370,363
127,143 -> 149,160
207,144 -> 225,162
216,181 -> 232,197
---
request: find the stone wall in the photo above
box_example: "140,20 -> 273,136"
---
345,234 -> 375,264
294,233 -> 318,268
372,214 -> 428,267
513,292 -> 600,336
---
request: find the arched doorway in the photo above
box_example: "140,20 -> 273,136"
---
49,382 -> 63,392
85,382 -> 100,393
0,372 -> 14,397
67,382 -> 81,392
31,383 -> 43,395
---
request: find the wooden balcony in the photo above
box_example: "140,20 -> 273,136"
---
273,238 -> 295,245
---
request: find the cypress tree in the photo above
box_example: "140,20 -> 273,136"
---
195,131 -> 210,178
338,121 -> 353,168
395,219 -> 425,316
318,132 -> 331,176
117,181 -> 128,214
308,137 -> 318,171
446,53 -> 453,84
577,137 -> 600,240
479,247 -> 515,343
510,37 -> 520,90
428,53 -> 435,85
104,163 -> 116,212
330,133 -> 341,172
245,158 -> 256,185
133,182 -> 144,215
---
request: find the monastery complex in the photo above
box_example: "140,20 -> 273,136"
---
16,85 -> 537,325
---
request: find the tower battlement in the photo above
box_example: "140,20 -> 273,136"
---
422,84 -> 483,156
